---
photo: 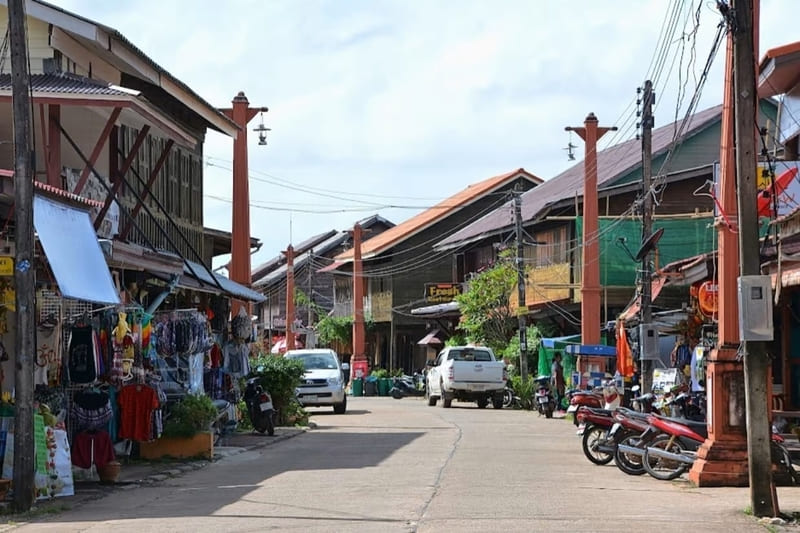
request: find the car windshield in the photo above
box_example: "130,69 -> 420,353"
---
291,353 -> 338,370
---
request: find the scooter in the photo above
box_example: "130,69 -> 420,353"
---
533,375 -> 556,418
243,376 -> 275,436
641,412 -> 707,480
390,374 -> 426,399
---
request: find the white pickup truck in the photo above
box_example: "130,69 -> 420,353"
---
425,346 -> 507,409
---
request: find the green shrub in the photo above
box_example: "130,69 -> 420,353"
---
510,375 -> 535,410
371,369 -> 389,379
245,354 -> 306,425
162,393 -> 218,438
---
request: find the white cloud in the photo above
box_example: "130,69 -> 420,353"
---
54,0 -> 800,269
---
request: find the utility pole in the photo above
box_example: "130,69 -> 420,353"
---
285,245 -> 295,351
639,80 -> 655,394
513,186 -> 529,383
352,224 -> 366,371
566,114 -> 617,346
307,249 -> 313,327
732,0 -> 774,516
8,0 -> 35,512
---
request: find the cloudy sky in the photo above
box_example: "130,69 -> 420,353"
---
56,0 -> 800,270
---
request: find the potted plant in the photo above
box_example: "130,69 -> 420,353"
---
140,393 -> 217,460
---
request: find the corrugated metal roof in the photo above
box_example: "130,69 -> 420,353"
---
254,231 -> 351,289
335,168 -> 543,261
437,105 -> 723,249
184,259 -> 265,303
0,72 -> 129,96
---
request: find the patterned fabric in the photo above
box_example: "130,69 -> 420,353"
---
71,403 -> 113,431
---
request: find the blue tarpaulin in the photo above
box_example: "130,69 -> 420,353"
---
564,344 -> 617,357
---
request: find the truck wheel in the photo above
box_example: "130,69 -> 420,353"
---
441,385 -> 452,408
476,398 -> 488,409
426,386 -> 437,406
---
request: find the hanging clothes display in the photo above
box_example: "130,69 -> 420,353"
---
71,429 -> 115,469
35,316 -> 62,387
153,311 -> 212,357
223,342 -> 250,378
71,389 -> 113,431
117,383 -> 159,442
67,324 -> 99,384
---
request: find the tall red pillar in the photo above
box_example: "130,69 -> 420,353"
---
285,245 -> 296,352
352,224 -> 365,363
221,92 -> 267,318
690,1 -> 759,487
567,114 -> 616,345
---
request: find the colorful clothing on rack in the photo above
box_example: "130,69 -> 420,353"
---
35,320 -> 62,387
118,384 -> 159,442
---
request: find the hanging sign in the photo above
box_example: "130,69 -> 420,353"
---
697,281 -> 718,317
424,283 -> 463,303
0,257 -> 12,276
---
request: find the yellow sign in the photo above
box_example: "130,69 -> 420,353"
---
0,257 -> 12,277
424,283 -> 463,303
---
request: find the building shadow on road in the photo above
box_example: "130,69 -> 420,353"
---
35,430 -> 425,526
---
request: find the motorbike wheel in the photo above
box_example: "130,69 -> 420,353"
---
476,398 -> 488,409
582,425 -> 614,465
545,404 -> 554,419
642,435 -> 687,481
502,389 -> 513,408
614,434 -> 646,476
252,410 -> 270,434
265,410 -> 275,436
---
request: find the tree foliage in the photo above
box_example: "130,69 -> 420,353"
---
455,251 -> 520,354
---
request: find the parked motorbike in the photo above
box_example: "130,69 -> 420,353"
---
566,386 -> 604,426
533,375 -> 556,418
576,407 -> 616,465
390,374 -> 426,399
243,376 -> 275,436
641,412 -> 707,480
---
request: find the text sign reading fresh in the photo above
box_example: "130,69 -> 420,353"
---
424,283 -> 463,303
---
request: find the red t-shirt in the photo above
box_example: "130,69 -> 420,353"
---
118,384 -> 159,441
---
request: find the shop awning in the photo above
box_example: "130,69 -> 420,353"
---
410,301 -> 460,316
33,195 -> 120,304
182,260 -> 266,303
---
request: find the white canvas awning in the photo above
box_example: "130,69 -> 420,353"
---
34,195 -> 119,304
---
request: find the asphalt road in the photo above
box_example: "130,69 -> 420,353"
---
9,396 -> 800,532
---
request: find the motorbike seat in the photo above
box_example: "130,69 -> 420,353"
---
585,407 -> 613,417
656,415 -> 708,439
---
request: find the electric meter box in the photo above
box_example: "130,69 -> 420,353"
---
737,275 -> 773,341
639,323 -> 660,360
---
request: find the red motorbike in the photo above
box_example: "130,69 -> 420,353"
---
566,387 -> 603,426
641,412 -> 707,480
576,407 -> 616,465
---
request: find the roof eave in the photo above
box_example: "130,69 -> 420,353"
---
14,0 -> 239,138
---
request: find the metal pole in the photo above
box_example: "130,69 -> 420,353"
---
514,186 -> 529,383
640,80 -> 654,394
8,0 -> 35,511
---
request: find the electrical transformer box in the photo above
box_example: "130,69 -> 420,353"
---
639,323 -> 660,360
737,275 -> 773,341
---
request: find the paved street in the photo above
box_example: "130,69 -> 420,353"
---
7,397 -> 800,532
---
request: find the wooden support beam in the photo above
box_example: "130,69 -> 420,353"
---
72,106 -> 121,195
118,139 -> 173,240
94,125 -> 149,231
47,104 -> 61,187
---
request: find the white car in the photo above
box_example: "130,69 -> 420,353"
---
425,346 -> 506,409
284,349 -> 347,414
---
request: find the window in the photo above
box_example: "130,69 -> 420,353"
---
535,226 -> 568,266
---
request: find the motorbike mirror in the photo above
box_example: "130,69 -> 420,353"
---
631,385 -> 640,392
256,365 -> 265,373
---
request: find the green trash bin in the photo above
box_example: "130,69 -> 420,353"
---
351,378 -> 363,397
377,378 -> 390,396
